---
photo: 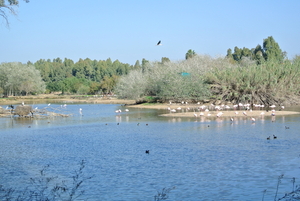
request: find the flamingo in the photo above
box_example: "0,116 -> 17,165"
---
251,117 -> 256,122
243,111 -> 247,116
216,112 -> 223,117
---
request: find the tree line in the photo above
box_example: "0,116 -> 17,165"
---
32,57 -> 146,95
1,36 -> 300,106
0,62 -> 45,96
226,36 -> 286,64
116,36 -> 300,106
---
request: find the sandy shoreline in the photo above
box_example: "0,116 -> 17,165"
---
0,95 -> 136,105
1,95 -> 300,118
127,103 -> 300,117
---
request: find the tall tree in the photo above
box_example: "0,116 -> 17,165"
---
0,0 -> 29,27
263,36 -> 285,62
185,49 -> 196,60
226,48 -> 235,63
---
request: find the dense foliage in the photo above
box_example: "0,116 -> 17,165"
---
33,57 -> 134,95
226,36 -> 286,64
115,55 -> 215,102
116,54 -> 300,105
0,62 -> 45,96
1,36 -> 299,106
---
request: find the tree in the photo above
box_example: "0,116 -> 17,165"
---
263,36 -> 285,62
133,60 -> 141,70
226,48 -> 235,63
161,57 -> 170,64
185,49 -> 196,60
0,0 -> 29,27
0,62 -> 45,95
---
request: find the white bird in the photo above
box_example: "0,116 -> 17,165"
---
48,103 -> 51,107
199,112 -> 204,116
216,112 -> 223,117
125,109 -> 129,112
243,111 -> 247,116
193,113 -> 197,117
230,117 -> 234,121
251,117 -> 256,122
170,109 -> 176,113
21,102 -> 24,106
79,108 -> 82,115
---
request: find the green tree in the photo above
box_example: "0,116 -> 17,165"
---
185,49 -> 196,60
141,58 -> 149,73
133,60 -> 141,70
253,45 -> 264,64
161,57 -> 170,64
0,0 -> 29,27
0,62 -> 45,95
263,36 -> 285,62
226,48 -> 235,63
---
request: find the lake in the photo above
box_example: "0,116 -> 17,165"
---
0,103 -> 300,201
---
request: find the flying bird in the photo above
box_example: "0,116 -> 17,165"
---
156,40 -> 162,46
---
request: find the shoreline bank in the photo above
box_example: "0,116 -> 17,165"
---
1,95 -> 300,118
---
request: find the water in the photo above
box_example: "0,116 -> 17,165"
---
0,103 -> 300,201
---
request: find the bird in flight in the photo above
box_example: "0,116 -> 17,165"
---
156,40 -> 162,46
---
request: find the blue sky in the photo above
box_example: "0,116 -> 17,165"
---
1,0 -> 300,65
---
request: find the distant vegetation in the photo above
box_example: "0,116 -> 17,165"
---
115,54 -> 300,106
1,36 -> 300,106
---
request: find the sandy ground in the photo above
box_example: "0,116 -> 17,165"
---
0,94 -> 136,105
127,103 -> 300,118
1,95 -> 299,118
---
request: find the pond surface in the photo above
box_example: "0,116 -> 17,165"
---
0,103 -> 300,201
